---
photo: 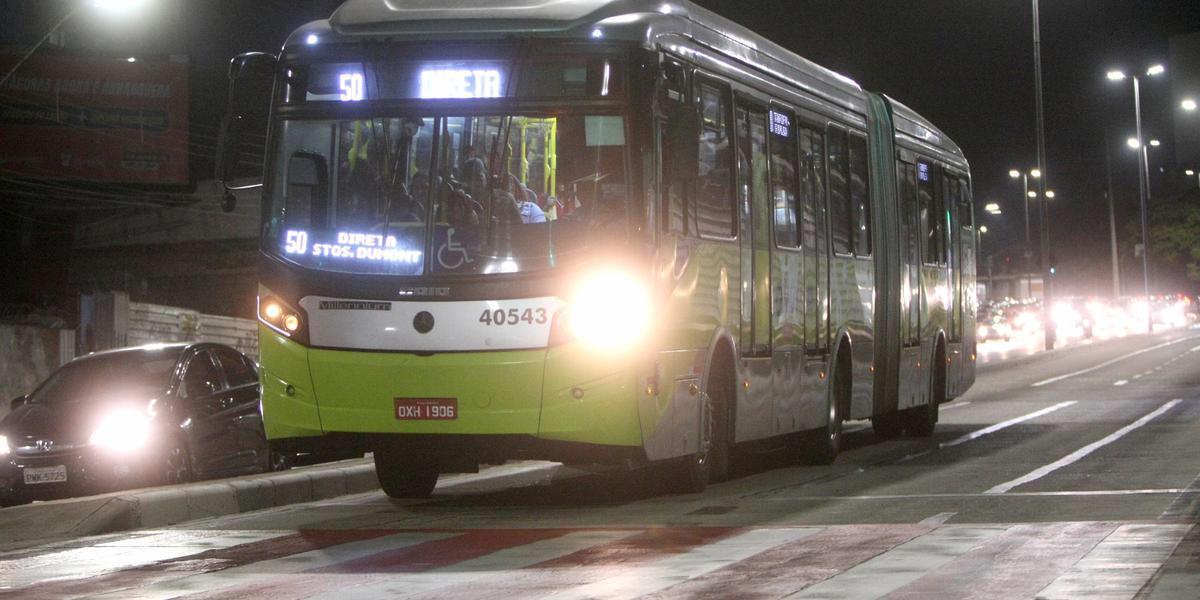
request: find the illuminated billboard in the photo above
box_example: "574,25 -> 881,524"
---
0,54 -> 189,184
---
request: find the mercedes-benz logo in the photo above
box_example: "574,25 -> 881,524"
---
413,311 -> 435,334
34,439 -> 53,453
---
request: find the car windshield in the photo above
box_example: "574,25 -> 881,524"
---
266,113 -> 630,276
28,349 -> 181,405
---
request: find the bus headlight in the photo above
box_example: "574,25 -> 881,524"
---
89,410 -> 152,453
0,435 -> 10,456
561,270 -> 652,351
258,293 -> 306,341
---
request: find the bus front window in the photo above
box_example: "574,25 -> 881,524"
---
267,113 -> 630,276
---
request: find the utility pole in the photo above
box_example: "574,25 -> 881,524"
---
1032,0 -> 1055,350
1104,128 -> 1120,298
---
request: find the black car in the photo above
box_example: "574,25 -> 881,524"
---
0,342 -> 281,506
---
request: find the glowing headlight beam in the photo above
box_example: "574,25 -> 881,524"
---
568,271 -> 652,351
89,410 -> 152,453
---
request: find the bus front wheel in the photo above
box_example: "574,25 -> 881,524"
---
374,446 -> 440,499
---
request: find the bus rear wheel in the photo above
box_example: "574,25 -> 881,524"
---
801,364 -> 846,465
374,446 -> 439,499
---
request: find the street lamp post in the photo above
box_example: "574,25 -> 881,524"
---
1008,168 -> 1040,299
1108,65 -> 1165,335
1032,0 -> 1054,350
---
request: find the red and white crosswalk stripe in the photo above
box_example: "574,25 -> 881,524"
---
0,523 -> 1191,599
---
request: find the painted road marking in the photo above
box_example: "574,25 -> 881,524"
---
320,530 -> 639,600
1036,524 -> 1193,599
1031,336 -> 1198,387
761,489 -> 1185,502
940,401 -> 971,411
1,524 -> 1194,599
918,512 -> 958,526
789,526 -> 1007,600
549,528 -> 819,600
985,399 -> 1183,494
1114,379 -> 1129,386
938,401 -> 1075,449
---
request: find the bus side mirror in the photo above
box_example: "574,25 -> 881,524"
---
10,395 -> 28,412
216,52 -> 277,213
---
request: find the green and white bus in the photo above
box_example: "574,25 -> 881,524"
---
218,0 -> 977,498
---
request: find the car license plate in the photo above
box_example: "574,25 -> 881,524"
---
395,398 -> 457,420
24,465 -> 67,485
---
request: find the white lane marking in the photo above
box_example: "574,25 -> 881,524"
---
940,401 -> 971,411
918,512 -> 958,526
1133,374 -> 1143,380
1143,370 -> 1154,376
1031,337 -> 1198,387
1036,524 -> 1193,599
1114,379 -> 1129,386
788,526 -> 1006,599
550,528 -> 819,600
326,530 -> 640,600
939,402 -> 1076,449
761,489 -> 1185,501
986,399 -> 1183,494
1192,344 -> 1200,352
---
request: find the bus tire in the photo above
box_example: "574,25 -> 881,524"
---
374,446 -> 439,499
904,350 -> 943,437
801,360 -> 846,465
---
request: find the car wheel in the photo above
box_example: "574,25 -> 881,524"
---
162,441 -> 194,485
374,446 -> 439,499
268,450 -> 292,472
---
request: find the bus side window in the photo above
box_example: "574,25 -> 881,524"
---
917,159 -> 935,265
659,60 -> 690,235
768,107 -> 799,248
827,125 -> 852,255
695,78 -> 735,238
849,134 -> 871,257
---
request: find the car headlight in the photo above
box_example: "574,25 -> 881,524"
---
0,435 -> 9,456
89,410 -> 152,453
556,270 -> 652,351
258,291 -> 306,342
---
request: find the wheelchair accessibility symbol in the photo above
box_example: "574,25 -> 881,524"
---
437,228 -> 473,270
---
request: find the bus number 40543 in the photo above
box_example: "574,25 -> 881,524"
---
479,307 -> 548,326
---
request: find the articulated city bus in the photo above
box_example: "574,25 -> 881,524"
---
217,0 -> 977,498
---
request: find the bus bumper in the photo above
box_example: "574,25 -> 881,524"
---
258,326 -> 645,457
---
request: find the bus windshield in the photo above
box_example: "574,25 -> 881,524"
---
267,113 -> 630,276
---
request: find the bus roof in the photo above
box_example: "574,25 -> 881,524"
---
293,0 -> 963,164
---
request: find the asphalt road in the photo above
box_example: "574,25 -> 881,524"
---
2,329 -> 1198,599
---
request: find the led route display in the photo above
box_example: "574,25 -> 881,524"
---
284,229 -> 423,264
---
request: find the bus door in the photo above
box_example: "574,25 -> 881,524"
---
735,98 -> 772,358
897,155 -> 922,408
799,125 -> 829,356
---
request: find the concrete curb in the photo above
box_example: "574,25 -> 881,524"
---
0,459 -> 379,548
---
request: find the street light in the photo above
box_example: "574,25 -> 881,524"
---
0,0 -> 155,89
1009,168 -> 1041,300
1108,63 -> 1165,335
